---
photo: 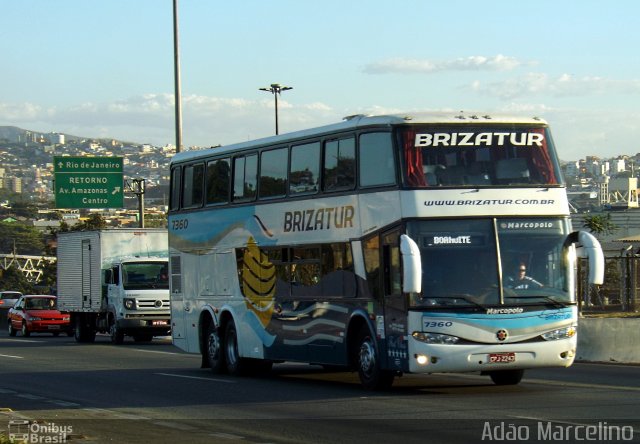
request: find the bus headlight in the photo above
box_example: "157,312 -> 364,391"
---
412,332 -> 460,344
124,298 -> 137,310
542,326 -> 576,341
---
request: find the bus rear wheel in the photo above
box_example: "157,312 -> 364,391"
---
488,369 -> 524,385
224,321 -> 248,376
355,328 -> 394,390
205,322 -> 226,373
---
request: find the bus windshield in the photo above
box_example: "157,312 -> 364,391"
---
406,218 -> 572,308
400,125 -> 563,187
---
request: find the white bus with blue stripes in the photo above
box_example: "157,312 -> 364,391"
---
168,112 -> 604,389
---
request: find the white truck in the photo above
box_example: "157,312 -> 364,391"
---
56,229 -> 170,344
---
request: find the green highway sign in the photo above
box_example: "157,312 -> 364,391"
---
54,156 -> 124,209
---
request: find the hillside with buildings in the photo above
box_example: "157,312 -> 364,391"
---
0,126 -> 173,228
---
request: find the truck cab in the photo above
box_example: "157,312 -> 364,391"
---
101,256 -> 170,343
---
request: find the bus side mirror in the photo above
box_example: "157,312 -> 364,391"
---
567,231 -> 605,285
400,234 -> 422,293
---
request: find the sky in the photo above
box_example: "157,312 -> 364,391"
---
1,0 -> 639,161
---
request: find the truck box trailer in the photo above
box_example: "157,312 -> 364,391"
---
56,229 -> 170,343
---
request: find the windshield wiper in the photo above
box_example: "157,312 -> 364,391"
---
504,295 -> 570,308
425,295 -> 488,310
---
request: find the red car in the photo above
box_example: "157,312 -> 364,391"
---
7,295 -> 72,337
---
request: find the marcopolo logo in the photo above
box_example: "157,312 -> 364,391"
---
486,307 -> 524,315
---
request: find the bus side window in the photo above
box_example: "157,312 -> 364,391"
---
359,132 -> 396,187
233,154 -> 258,201
170,167 -> 181,211
183,163 -> 204,208
324,137 -> 356,191
206,158 -> 230,205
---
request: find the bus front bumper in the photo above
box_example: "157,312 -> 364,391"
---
407,336 -> 577,374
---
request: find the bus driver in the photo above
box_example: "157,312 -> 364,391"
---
508,263 -> 543,289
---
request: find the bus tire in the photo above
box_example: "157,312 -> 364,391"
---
224,321 -> 248,376
205,322 -> 226,374
489,369 -> 524,385
355,327 -> 394,390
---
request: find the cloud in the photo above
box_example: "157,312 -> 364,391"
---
471,73 -> 640,100
363,55 -> 526,74
0,94 -> 339,147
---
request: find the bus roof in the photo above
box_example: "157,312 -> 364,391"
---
171,112 -> 549,163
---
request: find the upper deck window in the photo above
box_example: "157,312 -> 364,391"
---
324,137 -> 356,192
401,125 -> 563,188
233,154 -> 258,202
359,132 -> 396,187
290,142 -> 320,195
183,163 -> 204,208
259,147 -> 288,199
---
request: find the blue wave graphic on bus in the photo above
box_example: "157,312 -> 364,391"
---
423,308 -> 574,330
170,206 -> 278,251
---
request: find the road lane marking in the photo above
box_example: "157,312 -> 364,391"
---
82,408 -> 150,420
429,372 -> 640,392
210,432 -> 245,440
0,338 -> 42,343
152,421 -> 199,431
46,400 -> 81,407
0,353 -> 23,359
155,372 -> 236,383
130,348 -> 194,356
16,394 -> 45,400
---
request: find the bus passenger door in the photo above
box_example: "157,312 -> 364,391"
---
381,229 -> 409,372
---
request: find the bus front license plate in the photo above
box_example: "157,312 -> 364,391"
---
152,320 -> 167,326
489,352 -> 516,363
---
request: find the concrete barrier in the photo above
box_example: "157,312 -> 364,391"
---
577,317 -> 640,364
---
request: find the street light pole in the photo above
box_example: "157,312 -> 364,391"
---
173,0 -> 183,153
259,83 -> 292,135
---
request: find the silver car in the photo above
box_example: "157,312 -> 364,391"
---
0,291 -> 23,323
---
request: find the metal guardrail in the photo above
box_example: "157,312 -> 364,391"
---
579,256 -> 640,313
0,253 -> 56,282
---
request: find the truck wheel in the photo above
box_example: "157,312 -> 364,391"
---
489,369 -> 524,386
354,327 -> 394,390
21,322 -> 31,337
109,322 -> 124,344
204,322 -> 226,373
224,321 -> 248,376
8,321 -> 16,337
74,315 -> 96,343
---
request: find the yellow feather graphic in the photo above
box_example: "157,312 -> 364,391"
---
242,237 -> 275,327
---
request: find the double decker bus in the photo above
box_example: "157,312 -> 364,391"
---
168,113 -> 603,389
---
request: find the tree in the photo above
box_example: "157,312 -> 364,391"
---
0,266 -> 35,294
583,213 -> 618,236
0,222 -> 45,255
71,213 -> 108,231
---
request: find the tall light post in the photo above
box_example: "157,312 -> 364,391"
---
173,0 -> 183,153
259,83 -> 292,135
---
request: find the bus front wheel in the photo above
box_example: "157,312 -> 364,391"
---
355,328 -> 394,390
488,369 -> 524,385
